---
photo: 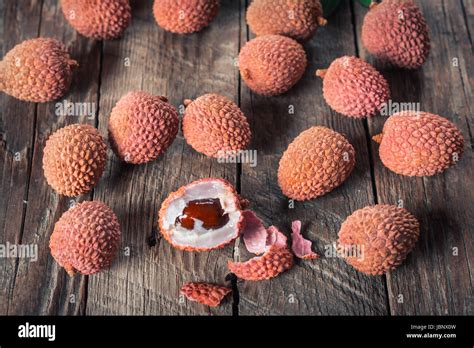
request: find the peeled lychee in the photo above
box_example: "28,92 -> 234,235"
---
159,178 -> 244,251
316,56 -> 390,118
246,0 -> 326,42
50,201 -> 121,276
60,0 -> 131,39
181,282 -> 231,307
239,35 -> 307,96
153,0 -> 220,34
337,204 -> 420,275
108,91 -> 179,164
43,124 -> 107,196
278,126 -> 355,201
0,38 -> 78,102
373,111 -> 464,176
182,94 -> 251,158
362,0 -> 430,69
229,225 -> 293,281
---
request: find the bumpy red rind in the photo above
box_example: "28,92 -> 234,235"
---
181,282 -> 231,307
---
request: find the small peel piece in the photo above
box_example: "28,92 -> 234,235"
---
291,220 -> 319,260
180,282 -> 231,307
242,210 -> 268,254
229,225 -> 293,281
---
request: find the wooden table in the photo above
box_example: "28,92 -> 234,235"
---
1,0 -> 472,315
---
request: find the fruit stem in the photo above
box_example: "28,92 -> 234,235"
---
183,99 -> 193,107
315,69 -> 327,78
372,133 -> 383,144
69,59 -> 79,68
317,17 -> 327,26
64,264 -> 76,277
369,1 -> 378,10
241,68 -> 251,81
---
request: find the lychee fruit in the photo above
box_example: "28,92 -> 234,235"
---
373,111 -> 464,176
108,91 -> 179,164
153,0 -> 220,34
180,282 -> 231,307
159,178 -> 244,251
246,0 -> 326,42
43,124 -> 107,196
60,0 -> 131,40
337,204 -> 420,275
316,56 -> 390,118
291,220 -> 319,260
50,201 -> 121,276
182,94 -> 251,158
239,34 -> 307,96
229,225 -> 293,281
362,0 -> 430,69
278,126 -> 356,201
0,38 -> 78,102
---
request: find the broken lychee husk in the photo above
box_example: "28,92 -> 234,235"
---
291,220 -> 319,260
181,282 -> 231,307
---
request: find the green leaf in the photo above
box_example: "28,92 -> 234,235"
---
321,0 -> 342,17
358,0 -> 374,7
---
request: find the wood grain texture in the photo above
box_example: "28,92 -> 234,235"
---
86,0 -> 240,315
0,0 -> 472,316
237,0 -> 388,315
353,0 -> 473,314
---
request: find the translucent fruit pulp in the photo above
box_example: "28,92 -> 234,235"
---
176,198 -> 229,230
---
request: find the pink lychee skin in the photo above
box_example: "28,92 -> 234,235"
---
181,282 -> 232,307
319,56 -> 390,118
158,178 -> 244,252
362,0 -> 430,69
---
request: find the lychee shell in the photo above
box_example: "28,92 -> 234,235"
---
49,201 -> 121,276
158,178 -> 244,252
181,282 -> 231,307
239,34 -> 307,96
153,0 -> 220,34
108,91 -> 179,164
362,0 -> 430,69
376,111 -> 464,176
60,0 -> 131,39
318,56 -> 390,118
43,124 -> 107,196
0,38 -> 77,102
338,204 -> 420,275
278,126 -> 356,201
246,0 -> 325,42
182,94 -> 251,158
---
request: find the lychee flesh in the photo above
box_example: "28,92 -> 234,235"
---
316,56 -> 390,118
181,282 -> 231,307
108,91 -> 179,164
182,93 -> 251,158
159,178 -> 244,251
246,0 -> 326,42
61,0 -> 131,40
374,111 -> 464,176
337,204 -> 420,275
362,0 -> 430,69
43,124 -> 107,197
278,126 -> 356,201
153,0 -> 220,34
239,34 -> 307,96
50,201 -> 121,276
0,38 -> 77,102
229,225 -> 293,281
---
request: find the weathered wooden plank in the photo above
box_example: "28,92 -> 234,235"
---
0,0 -> 43,315
353,0 -> 473,314
237,0 -> 389,315
4,0 -> 101,314
86,0 -> 241,315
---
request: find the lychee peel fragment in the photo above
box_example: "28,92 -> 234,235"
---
291,220 -> 319,260
242,210 -> 268,255
229,225 -> 293,281
180,282 -> 231,307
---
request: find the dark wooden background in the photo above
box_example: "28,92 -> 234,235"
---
0,0 -> 472,315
